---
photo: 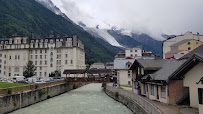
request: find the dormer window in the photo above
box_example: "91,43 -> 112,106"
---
5,41 -> 8,44
60,39 -> 63,42
45,39 -> 48,43
188,42 -> 191,45
36,40 -> 38,43
31,40 -> 34,43
9,39 -> 12,44
1,41 -> 4,44
56,39 -> 59,42
41,39 -> 43,43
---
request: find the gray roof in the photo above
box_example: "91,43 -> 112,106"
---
114,58 -> 135,70
166,50 -> 183,54
148,60 -> 186,81
170,39 -> 192,47
180,44 -> 203,60
136,59 -> 170,70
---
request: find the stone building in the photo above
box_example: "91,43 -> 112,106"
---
0,35 -> 85,79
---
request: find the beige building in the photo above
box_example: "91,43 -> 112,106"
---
89,62 -> 105,69
0,35 -> 85,79
163,32 -> 203,59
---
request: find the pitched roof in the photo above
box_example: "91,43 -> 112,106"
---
114,58 -> 135,70
180,44 -> 203,60
148,60 -> 186,81
132,59 -> 170,70
170,39 -> 192,47
166,50 -> 183,54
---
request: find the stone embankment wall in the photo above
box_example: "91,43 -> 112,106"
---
104,84 -> 162,114
0,82 -> 84,114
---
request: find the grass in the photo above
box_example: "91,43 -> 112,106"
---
0,82 -> 27,89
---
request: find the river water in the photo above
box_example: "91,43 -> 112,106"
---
11,84 -> 133,114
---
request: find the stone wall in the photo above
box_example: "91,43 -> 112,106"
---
0,83 -> 76,114
105,84 -> 162,114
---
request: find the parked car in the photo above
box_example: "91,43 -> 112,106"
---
13,76 -> 25,83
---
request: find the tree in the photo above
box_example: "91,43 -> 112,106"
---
86,59 -> 95,69
23,60 -> 36,78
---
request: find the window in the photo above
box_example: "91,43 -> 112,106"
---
135,50 -> 137,52
44,72 -> 47,76
65,60 -> 68,64
130,50 -> 132,52
128,81 -> 131,85
0,59 -> 2,63
66,54 -> 68,58
141,68 -> 144,75
50,58 -> 53,62
10,56 -> 11,60
196,42 -> 199,44
4,55 -> 6,58
40,67 -> 42,70
188,42 -> 190,45
15,55 -> 17,59
143,84 -> 147,95
35,55 -> 38,59
18,55 -> 20,59
40,55 -> 42,59
45,55 -> 47,59
50,63 -> 53,67
151,85 -> 155,95
45,50 -> 47,53
161,86 -> 166,98
45,60 -> 47,65
71,60 -> 73,64
198,88 -> 203,104
40,61 -> 42,65
35,50 -> 37,54
40,50 -> 42,53
0,54 -> 2,57
40,72 -> 42,76
35,61 -> 37,65
188,47 -> 191,50
30,55 -> 33,59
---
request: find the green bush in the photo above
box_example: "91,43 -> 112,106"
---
8,88 -> 12,95
39,88 -> 47,97
35,84 -> 39,89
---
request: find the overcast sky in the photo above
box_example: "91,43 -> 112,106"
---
51,0 -> 203,40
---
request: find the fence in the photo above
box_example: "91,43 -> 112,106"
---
0,80 -> 66,95
106,84 -> 163,114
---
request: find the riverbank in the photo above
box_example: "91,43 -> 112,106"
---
0,82 -> 85,114
104,84 -> 162,114
10,83 -> 132,114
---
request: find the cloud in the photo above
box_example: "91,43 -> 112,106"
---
51,0 -> 203,40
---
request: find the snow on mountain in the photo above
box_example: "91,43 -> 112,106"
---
84,27 -> 123,47
35,0 -> 71,21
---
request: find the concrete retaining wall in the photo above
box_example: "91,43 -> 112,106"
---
0,83 -> 75,114
105,84 -> 162,114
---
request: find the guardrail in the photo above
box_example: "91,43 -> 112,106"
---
0,80 -> 66,95
106,84 -> 163,114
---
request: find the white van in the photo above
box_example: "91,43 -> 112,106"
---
13,76 -> 25,82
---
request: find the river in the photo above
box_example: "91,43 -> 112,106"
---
11,83 -> 133,114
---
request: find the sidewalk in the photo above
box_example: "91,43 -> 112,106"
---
121,86 -> 198,114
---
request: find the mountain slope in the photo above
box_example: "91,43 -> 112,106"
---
108,30 -> 162,55
0,0 -> 121,62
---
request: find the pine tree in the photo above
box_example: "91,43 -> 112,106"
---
23,60 -> 36,78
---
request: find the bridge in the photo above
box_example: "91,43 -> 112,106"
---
63,69 -> 112,83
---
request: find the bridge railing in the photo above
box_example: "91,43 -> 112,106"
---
66,77 -> 109,83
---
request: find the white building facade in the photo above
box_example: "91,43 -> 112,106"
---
0,35 -> 85,79
125,47 -> 142,58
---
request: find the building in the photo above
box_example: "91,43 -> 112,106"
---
163,32 -> 203,59
106,62 -> 114,70
130,59 -> 169,94
114,58 -> 135,86
125,47 -> 142,58
89,62 -> 105,69
0,35 -> 85,79
131,45 -> 203,112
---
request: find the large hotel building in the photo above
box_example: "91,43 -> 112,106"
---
0,35 -> 86,79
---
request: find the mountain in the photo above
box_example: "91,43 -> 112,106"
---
0,0 -> 121,62
108,30 -> 163,55
35,0 -> 71,21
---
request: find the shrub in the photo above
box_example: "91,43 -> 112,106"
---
8,88 -> 12,95
115,92 -> 119,98
39,88 -> 47,97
